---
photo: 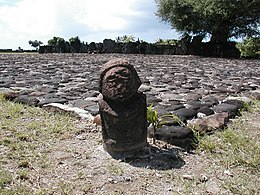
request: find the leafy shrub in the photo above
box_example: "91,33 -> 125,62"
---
237,37 -> 260,58
155,38 -> 178,45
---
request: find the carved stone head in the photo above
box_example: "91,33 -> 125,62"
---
100,59 -> 141,101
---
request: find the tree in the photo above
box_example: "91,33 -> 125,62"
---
69,36 -> 81,52
28,40 -> 43,50
116,35 -> 136,43
156,0 -> 260,44
47,37 -> 68,52
47,36 -> 65,46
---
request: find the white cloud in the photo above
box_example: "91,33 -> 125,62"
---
0,0 -> 178,49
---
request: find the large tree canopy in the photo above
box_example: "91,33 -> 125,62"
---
156,0 -> 260,44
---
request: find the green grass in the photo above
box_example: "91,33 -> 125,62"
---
0,93 -> 81,194
194,100 -> 260,194
0,169 -> 12,188
0,93 -> 259,194
197,101 -> 260,168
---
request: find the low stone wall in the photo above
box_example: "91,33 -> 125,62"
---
39,38 -> 240,58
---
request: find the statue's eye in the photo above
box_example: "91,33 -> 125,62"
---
106,76 -> 117,82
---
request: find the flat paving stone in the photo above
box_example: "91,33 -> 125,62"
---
0,53 -> 259,127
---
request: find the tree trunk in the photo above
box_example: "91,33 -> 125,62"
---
210,29 -> 229,44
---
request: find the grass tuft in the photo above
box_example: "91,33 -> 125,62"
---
197,100 -> 260,171
0,169 -> 13,188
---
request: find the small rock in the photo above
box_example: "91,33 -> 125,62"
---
183,174 -> 194,180
199,174 -> 208,182
15,95 -> 40,106
197,112 -> 206,118
187,101 -> 205,111
93,114 -> 101,126
2,91 -> 19,101
155,126 -> 194,150
251,90 -> 260,100
223,99 -> 244,110
184,93 -> 202,102
226,96 -> 252,104
197,106 -> 214,116
224,170 -> 233,177
172,108 -> 197,121
139,84 -> 151,92
201,96 -> 219,106
164,104 -> 185,112
84,104 -> 99,116
213,103 -> 239,118
43,103 -> 94,120
38,98 -> 68,107
188,112 -> 229,133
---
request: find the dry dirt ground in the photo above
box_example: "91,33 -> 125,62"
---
0,96 -> 259,195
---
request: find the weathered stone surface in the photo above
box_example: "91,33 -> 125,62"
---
184,93 -> 202,102
84,104 -> 99,116
223,99 -> 244,110
0,53 -> 259,139
99,59 -> 147,159
158,116 -> 180,126
201,96 -> 219,106
100,59 -> 141,102
251,90 -> 260,100
187,101 -> 206,111
43,103 -> 94,120
2,91 -> 19,101
155,126 -> 194,150
147,95 -> 162,105
70,99 -> 94,109
38,98 -> 68,107
213,103 -> 239,118
197,106 -> 214,116
188,112 -> 229,133
15,95 -> 39,106
226,96 -> 252,104
164,104 -> 185,112
159,93 -> 185,102
139,84 -> 151,92
172,108 -> 197,121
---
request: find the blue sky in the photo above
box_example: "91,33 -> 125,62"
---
0,0 -> 180,50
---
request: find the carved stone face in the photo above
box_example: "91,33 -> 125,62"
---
102,67 -> 135,101
99,59 -> 141,101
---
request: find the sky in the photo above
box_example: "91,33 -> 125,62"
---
0,0 -> 180,50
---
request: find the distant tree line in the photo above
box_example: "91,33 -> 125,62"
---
28,34 -> 259,58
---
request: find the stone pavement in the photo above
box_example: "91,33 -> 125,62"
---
1,53 -> 259,149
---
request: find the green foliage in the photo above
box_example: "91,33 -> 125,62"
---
147,104 -> 185,143
0,169 -> 13,188
69,36 -> 81,52
116,35 -> 136,43
47,36 -> 66,47
155,38 -> 178,45
237,36 -> 260,58
156,0 -> 260,43
147,104 -> 159,143
28,40 -> 43,50
69,36 -> 81,46
197,101 -> 260,170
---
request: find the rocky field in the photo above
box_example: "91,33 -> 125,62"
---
0,53 -> 259,194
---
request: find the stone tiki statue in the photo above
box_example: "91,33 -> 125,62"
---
99,59 -> 147,159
